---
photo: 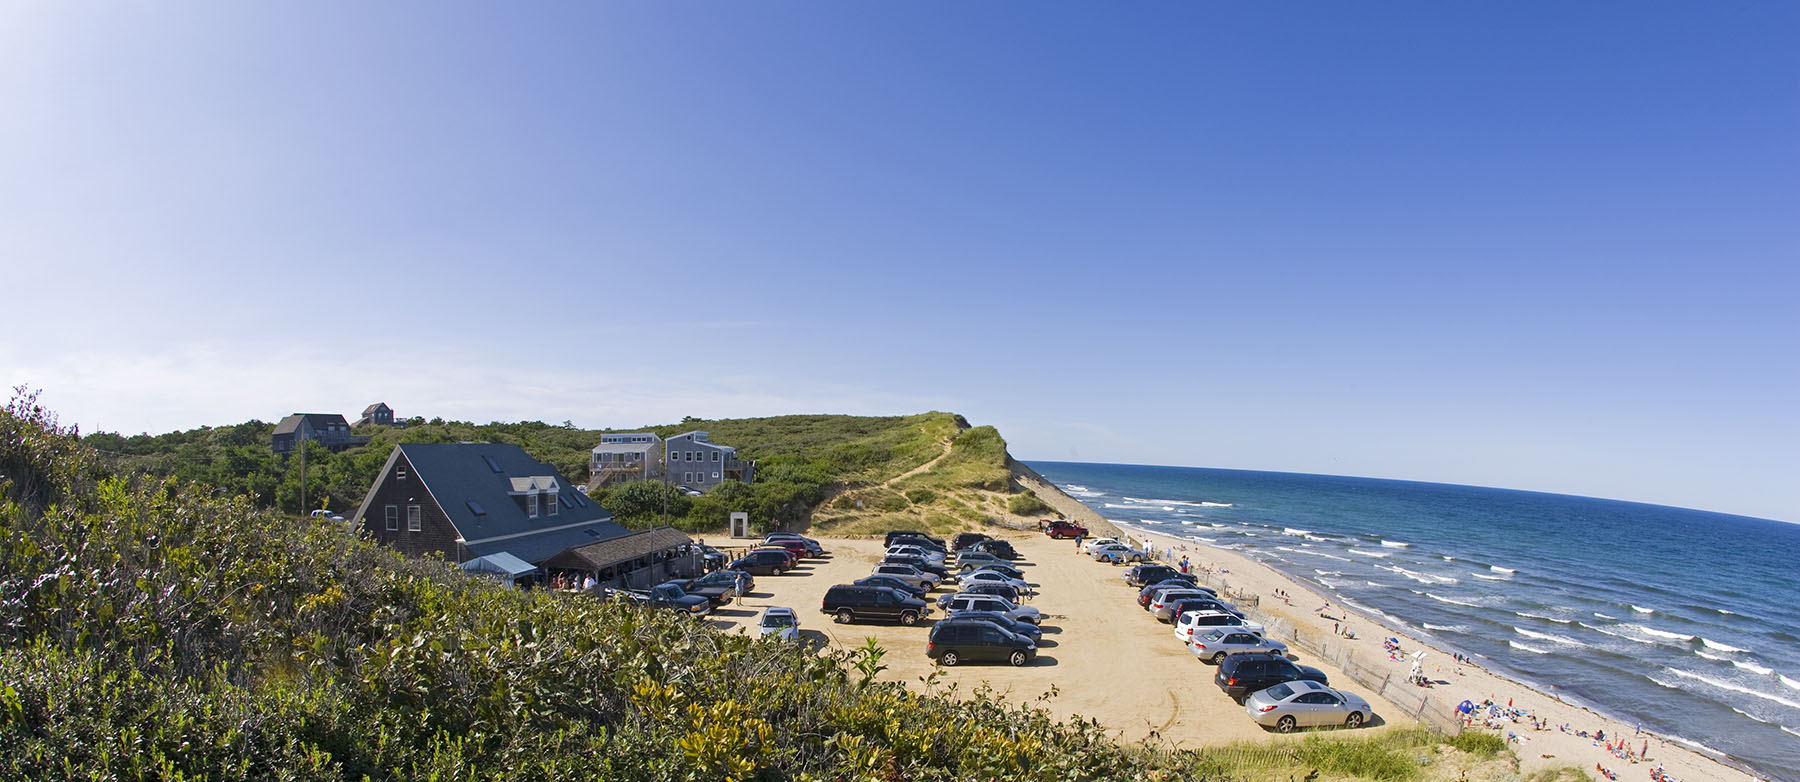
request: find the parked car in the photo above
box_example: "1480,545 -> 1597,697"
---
1090,543 -> 1148,564
954,550 -> 1005,569
940,592 -> 1041,625
1147,587 -> 1216,617
822,584 -> 930,625
959,563 -> 1027,583
761,539 -> 810,560
952,532 -> 992,551
853,574 -> 927,599
763,533 -> 826,556
1138,580 -> 1215,608
1174,610 -> 1264,643
1190,628 -> 1289,664
758,606 -> 801,642
1079,537 -> 1120,554
959,569 -> 1032,595
886,544 -> 945,565
1214,652 -> 1329,702
673,570 -> 742,605
1162,597 -> 1243,623
644,583 -> 712,617
869,563 -> 939,590
885,530 -> 943,548
729,550 -> 793,576
944,582 -> 1021,605
926,619 -> 1036,667
947,609 -> 1042,641
694,544 -> 730,570
970,539 -> 1020,560
1243,679 -> 1371,732
1044,520 -> 1088,539
882,554 -> 947,578
1125,564 -> 1197,587
750,546 -> 800,567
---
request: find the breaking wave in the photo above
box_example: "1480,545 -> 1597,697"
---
1348,549 -> 1391,558
1510,640 -> 1550,654
1426,593 -> 1482,608
1700,637 -> 1748,653
1661,667 -> 1800,710
1380,540 -> 1410,548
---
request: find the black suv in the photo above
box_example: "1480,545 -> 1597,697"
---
926,619 -> 1036,666
1126,564 -> 1197,587
822,585 -> 929,626
972,539 -> 1020,560
952,532 -> 991,551
1214,652 -> 1329,702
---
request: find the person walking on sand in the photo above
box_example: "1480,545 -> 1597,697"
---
1073,534 -> 1082,551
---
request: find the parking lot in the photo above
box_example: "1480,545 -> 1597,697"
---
706,532 -> 1405,747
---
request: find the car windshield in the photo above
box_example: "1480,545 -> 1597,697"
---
762,614 -> 795,628
1266,682 -> 1296,700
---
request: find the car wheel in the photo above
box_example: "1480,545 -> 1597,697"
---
1345,712 -> 1364,729
1210,652 -> 1227,664
774,567 -> 785,576
1276,716 -> 1297,733
899,611 -> 918,626
836,608 -> 854,624
1009,650 -> 1028,667
940,650 -> 959,666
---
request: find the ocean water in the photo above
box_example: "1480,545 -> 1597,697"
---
1029,461 -> 1800,781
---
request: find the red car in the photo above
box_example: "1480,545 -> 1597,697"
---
1045,520 -> 1088,539
761,539 -> 809,560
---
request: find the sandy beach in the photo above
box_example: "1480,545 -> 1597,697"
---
1013,473 -> 1764,782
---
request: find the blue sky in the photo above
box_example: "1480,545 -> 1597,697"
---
3,3 -> 1795,522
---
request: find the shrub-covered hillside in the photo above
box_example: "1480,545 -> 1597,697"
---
80,411 -> 1031,534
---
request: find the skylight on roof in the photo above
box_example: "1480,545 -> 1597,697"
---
467,500 -> 486,516
573,493 -> 588,506
560,494 -> 575,509
583,528 -> 601,538
483,455 -> 502,473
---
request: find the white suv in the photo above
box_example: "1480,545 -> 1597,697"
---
943,593 -> 1041,625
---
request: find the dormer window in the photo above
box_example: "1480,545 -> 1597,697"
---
527,495 -> 539,518
548,493 -> 559,516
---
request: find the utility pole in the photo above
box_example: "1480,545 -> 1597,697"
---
299,437 -> 307,515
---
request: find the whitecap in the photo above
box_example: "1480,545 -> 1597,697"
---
1303,534 -> 1332,543
1696,650 -> 1730,662
1312,569 -> 1343,576
1348,549 -> 1391,558
1633,625 -> 1695,642
1593,612 -> 1616,620
1380,540 -> 1410,548
1631,605 -> 1654,614
1473,573 -> 1507,581
1426,593 -> 1481,608
1516,611 -> 1573,624
1661,667 -> 1800,710
1365,581 -> 1388,588
1780,674 -> 1800,690
1733,660 -> 1773,675
1313,552 -> 1352,562
1283,528 -> 1312,536
1782,726 -> 1799,739
1510,640 -> 1550,654
1719,609 -> 1736,615
1199,501 -> 1233,507
1700,637 -> 1748,653
1730,706 -> 1771,724
1422,623 -> 1468,633
1489,565 -> 1515,574
1318,577 -> 1355,588
1441,555 -> 1456,561
1589,624 -> 1655,646
1514,627 -> 1589,647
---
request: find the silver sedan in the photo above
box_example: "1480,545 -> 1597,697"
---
1188,628 -> 1288,664
1243,679 -> 1374,732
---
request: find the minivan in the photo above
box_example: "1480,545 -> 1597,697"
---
926,619 -> 1036,666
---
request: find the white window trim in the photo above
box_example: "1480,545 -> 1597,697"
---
385,505 -> 398,531
527,495 -> 539,518
406,505 -> 421,532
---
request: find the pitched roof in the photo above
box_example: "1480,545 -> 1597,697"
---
541,527 -> 693,572
362,402 -> 390,416
591,441 -> 658,454
273,413 -> 350,436
355,443 -> 630,564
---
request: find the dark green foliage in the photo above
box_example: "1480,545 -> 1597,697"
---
1444,729 -> 1509,757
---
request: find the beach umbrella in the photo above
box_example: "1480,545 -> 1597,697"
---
1458,700 -> 1474,714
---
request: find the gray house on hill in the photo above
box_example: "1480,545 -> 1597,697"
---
272,413 -> 369,455
589,432 -> 664,488
664,430 -> 754,492
356,402 -> 395,427
351,442 -> 656,566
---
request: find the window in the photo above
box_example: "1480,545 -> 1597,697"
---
397,467 -> 408,480
547,493 -> 559,516
407,505 -> 421,532
686,452 -> 694,461
712,472 -> 720,479
527,495 -> 539,518
712,452 -> 720,462
385,505 -> 398,531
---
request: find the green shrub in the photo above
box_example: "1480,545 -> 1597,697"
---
903,487 -> 938,504
1445,729 -> 1509,757
1009,490 -> 1052,516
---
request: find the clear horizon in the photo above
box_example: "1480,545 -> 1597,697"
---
3,3 -> 1795,523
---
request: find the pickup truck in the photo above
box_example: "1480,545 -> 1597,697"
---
674,570 -> 746,605
643,583 -> 713,617
1044,520 -> 1088,539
